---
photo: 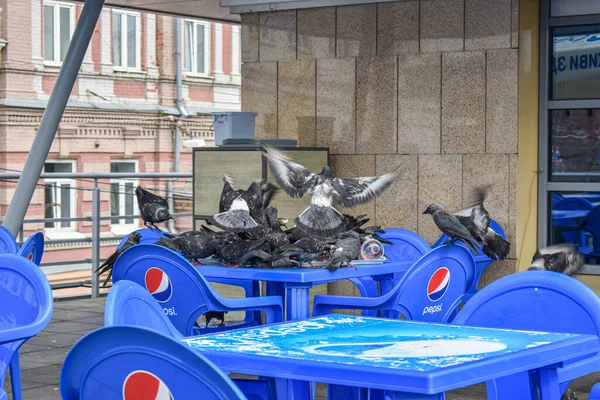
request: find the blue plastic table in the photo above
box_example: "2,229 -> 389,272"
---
195,261 -> 413,321
183,315 -> 599,400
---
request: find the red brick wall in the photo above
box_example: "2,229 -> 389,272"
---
91,12 -> 102,72
189,85 -> 213,102
114,80 -> 146,98
42,76 -> 78,95
222,24 -> 232,75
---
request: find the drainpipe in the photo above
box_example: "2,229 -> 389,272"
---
168,17 -> 188,233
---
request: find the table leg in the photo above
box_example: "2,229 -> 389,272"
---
285,284 -> 312,321
538,368 -> 561,400
266,282 -> 286,310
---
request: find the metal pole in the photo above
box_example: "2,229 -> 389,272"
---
91,179 -> 100,298
168,17 -> 186,233
2,0 -> 105,236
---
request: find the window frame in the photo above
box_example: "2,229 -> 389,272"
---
109,160 -> 139,235
111,9 -> 142,71
538,0 -> 600,274
183,19 -> 211,77
44,160 -> 76,233
42,0 -> 75,65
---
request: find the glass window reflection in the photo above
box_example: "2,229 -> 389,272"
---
550,191 -> 600,265
552,26 -> 600,100
550,109 -> 600,181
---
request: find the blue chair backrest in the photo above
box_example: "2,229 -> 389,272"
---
0,255 -> 53,387
113,244 -> 222,336
452,270 -> 600,335
583,206 -> 600,250
60,326 -> 247,400
116,228 -> 167,250
552,192 -> 564,205
0,226 -> 18,255
17,232 -> 44,266
389,245 -> 475,323
378,228 -> 431,262
105,280 -> 183,340
452,271 -> 600,398
554,197 -> 594,211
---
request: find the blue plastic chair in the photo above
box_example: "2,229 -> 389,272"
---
0,255 -> 54,400
0,226 -> 18,255
60,326 -> 248,400
551,192 -> 564,205
590,383 -> 600,400
452,271 -> 600,400
348,228 -> 431,317
17,232 -> 44,266
553,197 -> 594,247
313,245 -> 474,323
434,219 -> 506,300
117,228 -> 262,326
105,280 -> 275,400
112,244 -> 283,336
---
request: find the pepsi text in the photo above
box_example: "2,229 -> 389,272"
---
423,303 -> 443,316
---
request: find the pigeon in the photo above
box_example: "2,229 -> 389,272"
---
217,238 -> 272,267
453,186 -> 511,260
155,232 -> 220,263
96,231 -> 142,287
210,176 -> 277,232
327,231 -> 362,272
135,186 -> 174,230
203,311 -> 228,327
423,204 -> 480,254
529,244 -> 585,276
263,146 -> 397,237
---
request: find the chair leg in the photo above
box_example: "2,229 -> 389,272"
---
9,352 -> 22,400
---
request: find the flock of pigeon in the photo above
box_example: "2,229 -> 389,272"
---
96,146 -> 585,288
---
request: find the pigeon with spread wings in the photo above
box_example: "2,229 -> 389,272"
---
135,186 -> 174,230
262,147 -> 397,237
209,176 -> 277,232
452,186 -> 511,260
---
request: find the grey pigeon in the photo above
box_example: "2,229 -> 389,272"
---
327,231 -> 362,272
96,231 -> 142,287
210,176 -> 277,232
263,147 -> 397,237
135,186 -> 174,230
217,238 -> 272,267
423,204 -> 480,254
453,186 -> 511,260
529,244 -> 585,276
155,232 -> 220,262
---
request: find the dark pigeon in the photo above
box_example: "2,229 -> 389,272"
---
95,231 -> 142,287
210,176 -> 277,232
203,311 -> 228,327
453,186 -> 511,260
263,147 -> 397,237
327,231 -> 362,272
529,244 -> 585,276
155,232 -> 220,262
423,204 -> 480,255
217,238 -> 272,267
135,186 -> 174,230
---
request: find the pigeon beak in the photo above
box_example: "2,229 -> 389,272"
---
422,210 -> 428,215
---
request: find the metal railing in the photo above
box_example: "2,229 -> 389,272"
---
0,172 -> 193,298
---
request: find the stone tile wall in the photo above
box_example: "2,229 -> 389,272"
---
241,0 -> 519,289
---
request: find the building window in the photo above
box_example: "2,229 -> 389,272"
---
539,0 -> 600,274
112,10 -> 141,69
110,161 -> 138,233
184,20 -> 210,75
44,161 -> 75,230
43,1 -> 74,64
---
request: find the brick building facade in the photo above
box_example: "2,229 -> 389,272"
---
0,0 -> 241,265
